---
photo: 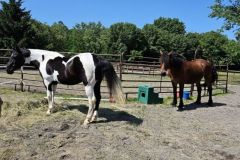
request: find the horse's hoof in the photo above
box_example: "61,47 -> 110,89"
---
195,101 -> 201,105
81,123 -> 90,129
83,119 -> 90,126
90,116 -> 98,123
207,101 -> 213,106
171,102 -> 177,107
46,110 -> 51,115
177,106 -> 184,111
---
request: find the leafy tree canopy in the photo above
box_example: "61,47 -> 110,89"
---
153,17 -> 186,34
199,31 -> 228,62
0,0 -> 34,47
210,0 -> 240,40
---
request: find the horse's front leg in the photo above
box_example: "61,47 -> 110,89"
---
171,81 -> 177,106
46,89 -> 53,115
195,82 -> 202,104
45,81 -> 57,115
178,83 -> 184,111
83,85 -> 96,125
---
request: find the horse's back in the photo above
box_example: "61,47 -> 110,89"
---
70,53 -> 96,69
182,59 -> 212,83
187,59 -> 211,71
69,53 -> 96,83
29,49 -> 64,59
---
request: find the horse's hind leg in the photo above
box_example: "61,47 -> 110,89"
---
91,80 -> 102,123
207,83 -> 213,106
83,85 -> 96,125
205,73 -> 213,106
171,81 -> 177,106
195,82 -> 202,104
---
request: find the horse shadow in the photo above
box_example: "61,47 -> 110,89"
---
66,104 -> 143,126
183,102 -> 226,111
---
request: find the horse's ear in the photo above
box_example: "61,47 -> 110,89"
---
160,50 -> 163,55
168,51 -> 173,56
14,46 -> 22,54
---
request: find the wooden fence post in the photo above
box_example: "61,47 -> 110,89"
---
20,66 -> 24,92
119,52 -> 123,81
226,63 -> 229,93
160,75 -> 162,93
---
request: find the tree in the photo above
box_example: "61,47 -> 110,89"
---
68,22 -> 106,53
199,31 -> 228,63
0,0 -> 34,48
30,19 -> 53,49
142,24 -> 168,57
50,21 -> 69,51
223,40 -> 240,64
210,0 -> 240,39
153,17 -> 186,34
142,23 -> 189,58
185,32 -> 202,60
168,33 -> 188,53
108,22 -> 147,60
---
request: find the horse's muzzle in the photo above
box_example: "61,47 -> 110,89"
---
6,68 -> 14,74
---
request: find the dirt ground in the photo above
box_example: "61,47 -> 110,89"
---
0,85 -> 240,160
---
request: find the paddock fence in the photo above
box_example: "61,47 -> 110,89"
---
0,49 -> 229,100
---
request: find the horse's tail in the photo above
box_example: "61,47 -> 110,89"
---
99,59 -> 125,104
211,65 -> 218,84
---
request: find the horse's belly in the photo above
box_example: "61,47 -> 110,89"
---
184,75 -> 203,84
58,74 -> 83,85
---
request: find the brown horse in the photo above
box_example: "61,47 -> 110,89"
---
159,51 -> 218,111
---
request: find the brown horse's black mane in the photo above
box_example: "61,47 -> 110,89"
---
170,52 -> 186,69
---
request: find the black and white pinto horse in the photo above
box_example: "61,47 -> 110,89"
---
6,48 -> 125,125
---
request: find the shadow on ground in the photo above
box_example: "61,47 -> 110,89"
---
183,102 -> 226,111
66,104 -> 143,126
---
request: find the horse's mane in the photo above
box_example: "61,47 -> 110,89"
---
170,52 -> 186,69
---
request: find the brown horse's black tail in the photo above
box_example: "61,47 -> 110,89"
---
211,65 -> 218,84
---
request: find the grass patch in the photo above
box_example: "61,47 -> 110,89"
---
0,148 -> 16,160
0,87 -> 87,128
228,72 -> 240,85
126,97 -> 138,103
0,133 -> 14,141
0,87 -> 145,128
0,86 -> 230,129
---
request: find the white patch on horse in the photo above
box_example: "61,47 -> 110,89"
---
78,53 -> 96,84
62,61 -> 67,66
27,49 -> 64,65
53,70 -> 59,81
91,110 -> 98,122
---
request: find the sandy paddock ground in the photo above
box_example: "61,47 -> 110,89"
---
0,85 -> 239,160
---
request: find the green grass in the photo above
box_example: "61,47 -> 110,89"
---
218,71 -> 240,85
0,87 -> 147,129
228,72 -> 240,85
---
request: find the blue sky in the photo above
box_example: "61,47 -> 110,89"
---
22,0 -> 235,39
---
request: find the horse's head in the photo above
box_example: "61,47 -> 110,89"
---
159,51 -> 172,76
6,47 -> 30,74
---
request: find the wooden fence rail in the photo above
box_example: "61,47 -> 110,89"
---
0,49 -> 229,100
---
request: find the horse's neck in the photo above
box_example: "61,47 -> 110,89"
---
24,50 -> 41,64
25,49 -> 64,65
168,62 -> 184,80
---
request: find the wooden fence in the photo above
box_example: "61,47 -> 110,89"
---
0,49 -> 229,99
